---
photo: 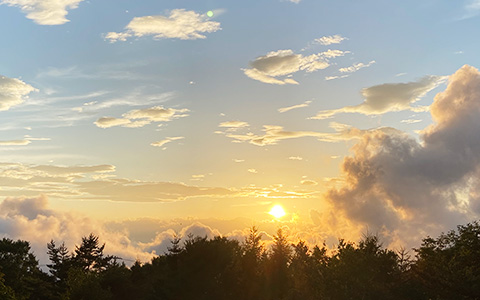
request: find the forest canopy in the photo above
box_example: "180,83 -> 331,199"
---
0,221 -> 479,300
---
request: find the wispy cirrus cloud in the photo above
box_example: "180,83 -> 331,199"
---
0,140 -> 31,146
219,123 -> 392,146
105,9 -> 221,42
151,137 -> 184,148
339,60 -> 376,73
460,0 -> 480,20
278,100 -> 312,113
312,75 -> 446,119
219,121 -> 249,128
95,106 -> 189,129
243,49 -> 348,85
0,0 -> 83,25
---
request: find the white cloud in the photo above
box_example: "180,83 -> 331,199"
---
221,123 -> 381,146
312,75 -> 446,119
401,119 -> 422,124
278,100 -> 312,113
151,137 -> 184,148
339,60 -> 376,73
1,0 -> 83,25
461,0 -> 480,19
315,35 -> 347,46
219,121 -> 249,128
248,169 -> 258,174
94,117 -> 131,129
0,75 -> 37,111
325,75 -> 350,81
301,179 -> 318,185
289,156 -> 303,160
106,9 -> 221,42
243,49 -> 348,85
94,106 -> 189,128
0,139 -> 31,146
124,106 -> 189,122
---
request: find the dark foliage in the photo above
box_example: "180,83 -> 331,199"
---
1,221 -> 480,299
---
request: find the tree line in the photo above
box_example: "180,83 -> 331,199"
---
1,221 -> 480,299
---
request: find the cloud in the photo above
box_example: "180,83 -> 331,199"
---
401,119 -> 422,124
95,106 -> 189,128
248,169 -> 258,174
314,35 -> 347,45
0,139 -> 31,146
289,156 -> 303,160
278,100 -> 312,113
0,75 -> 37,111
301,180 -> 318,186
124,106 -> 189,122
220,123 -> 387,146
312,75 -> 446,119
460,0 -> 480,19
0,162 -> 236,202
0,195 -> 155,265
0,0 -> 83,25
325,75 -> 350,81
106,9 -> 221,42
94,117 -> 131,128
243,49 -> 348,85
287,0 -> 301,3
339,60 -> 376,73
324,65 -> 480,247
151,137 -> 184,148
219,121 -> 249,128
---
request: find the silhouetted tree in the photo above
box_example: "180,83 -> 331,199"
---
266,228 -> 292,300
239,227 -> 266,300
414,221 -> 480,299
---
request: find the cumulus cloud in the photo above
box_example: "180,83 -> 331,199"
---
312,75 -> 446,119
324,65 -> 480,247
106,9 -> 221,42
278,100 -> 312,113
0,75 -> 37,111
0,195 -> 155,265
243,49 -> 348,85
315,35 -> 347,45
151,137 -> 184,148
0,0 -> 83,25
95,106 -> 189,128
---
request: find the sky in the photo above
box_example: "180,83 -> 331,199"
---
1,0 -> 480,263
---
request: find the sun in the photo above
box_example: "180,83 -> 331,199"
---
269,205 -> 286,219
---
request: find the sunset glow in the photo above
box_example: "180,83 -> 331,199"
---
0,0 -> 478,275
269,205 -> 286,219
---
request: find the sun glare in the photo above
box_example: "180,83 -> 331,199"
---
269,205 -> 286,218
